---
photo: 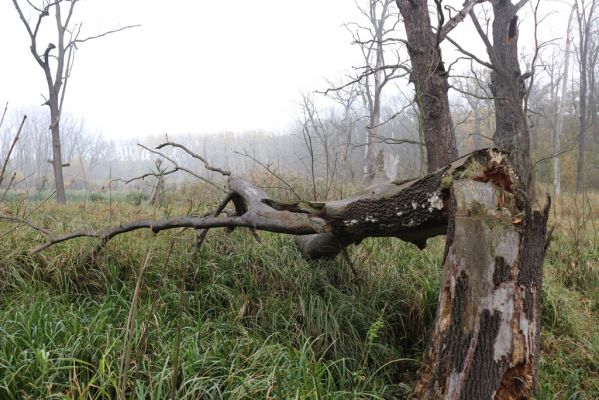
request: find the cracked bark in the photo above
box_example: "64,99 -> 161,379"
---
412,159 -> 549,399
396,0 -> 458,173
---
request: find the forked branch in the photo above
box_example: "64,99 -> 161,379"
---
1,148 -> 522,261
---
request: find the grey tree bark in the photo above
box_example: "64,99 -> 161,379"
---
412,168 -> 549,399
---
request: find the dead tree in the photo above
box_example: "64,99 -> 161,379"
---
345,0 -> 403,183
448,0 -> 534,200
574,0 -> 599,193
11,0 -> 138,204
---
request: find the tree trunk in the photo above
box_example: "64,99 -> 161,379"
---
396,0 -> 458,173
551,7 -> 573,197
577,46 -> 588,194
49,102 -> 67,205
489,1 -> 534,199
364,6 -> 387,183
474,110 -> 482,150
294,149 -> 525,260
291,149 -> 549,397
575,0 -> 598,193
413,179 -> 549,399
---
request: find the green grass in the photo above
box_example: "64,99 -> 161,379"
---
0,193 -> 598,399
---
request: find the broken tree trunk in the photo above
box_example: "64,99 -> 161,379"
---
412,169 -> 549,399
292,148 -> 549,398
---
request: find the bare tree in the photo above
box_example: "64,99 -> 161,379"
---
574,0 -> 599,193
344,0 -> 405,182
11,0 -> 138,204
327,82 -> 362,197
408,0 -> 556,396
452,68 -> 495,152
547,9 -> 574,196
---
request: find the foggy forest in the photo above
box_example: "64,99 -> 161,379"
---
0,0 -> 598,399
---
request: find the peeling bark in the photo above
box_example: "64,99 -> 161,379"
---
412,164 -> 549,399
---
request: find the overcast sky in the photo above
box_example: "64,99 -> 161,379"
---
1,0 -> 568,139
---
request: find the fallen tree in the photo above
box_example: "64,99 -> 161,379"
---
0,146 -> 550,398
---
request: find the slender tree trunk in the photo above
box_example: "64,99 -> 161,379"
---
552,9 -> 573,196
49,101 -> 67,204
365,26 -> 386,182
474,109 -> 482,150
396,0 -> 458,173
577,53 -> 588,194
574,0 -> 598,193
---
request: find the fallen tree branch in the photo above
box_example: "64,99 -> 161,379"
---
1,148 -> 522,260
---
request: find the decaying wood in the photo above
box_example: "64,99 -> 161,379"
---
412,167 -> 549,399
3,148 -> 517,260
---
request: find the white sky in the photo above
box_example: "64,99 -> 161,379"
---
0,0 -> 569,139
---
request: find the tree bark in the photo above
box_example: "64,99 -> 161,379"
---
49,102 -> 67,204
412,178 -> 549,399
396,0 -> 458,173
295,148 -> 520,260
488,1 -> 534,198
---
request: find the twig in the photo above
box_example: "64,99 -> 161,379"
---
136,143 -> 227,192
67,25 -> 141,49
155,141 -> 231,176
0,116 -> 27,189
0,190 -> 57,240
0,102 -> 8,130
235,151 -> 302,200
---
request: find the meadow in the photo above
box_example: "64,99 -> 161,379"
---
0,186 -> 597,399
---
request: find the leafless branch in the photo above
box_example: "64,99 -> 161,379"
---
235,151 -> 302,200
66,24 -> 141,50
439,0 -> 485,41
0,116 -> 27,192
155,141 -> 231,176
0,102 -> 8,130
136,143 -> 227,192
445,35 -> 495,70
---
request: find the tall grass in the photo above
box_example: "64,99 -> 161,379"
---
0,191 -> 597,398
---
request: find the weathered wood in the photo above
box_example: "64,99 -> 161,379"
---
294,148 -> 514,259
412,169 -> 549,399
